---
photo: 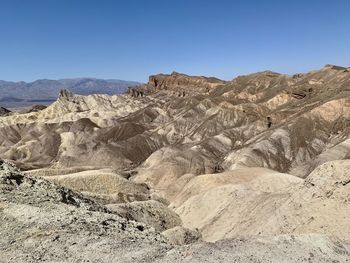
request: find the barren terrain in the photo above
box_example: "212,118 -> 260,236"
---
1,65 -> 350,262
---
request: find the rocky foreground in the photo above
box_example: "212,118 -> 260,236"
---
1,65 -> 350,262
1,160 -> 349,262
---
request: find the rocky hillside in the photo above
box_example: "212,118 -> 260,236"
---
1,65 -> 350,262
0,160 -> 170,262
1,160 -> 349,262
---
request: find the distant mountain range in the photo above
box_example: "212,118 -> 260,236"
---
0,78 -> 141,108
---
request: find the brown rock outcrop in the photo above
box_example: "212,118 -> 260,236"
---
148,71 -> 226,93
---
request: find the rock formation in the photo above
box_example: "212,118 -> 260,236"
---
1,65 -> 350,262
0,106 -> 11,116
148,71 -> 226,93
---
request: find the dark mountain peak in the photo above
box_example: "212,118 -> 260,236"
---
59,89 -> 75,100
0,107 -> 11,116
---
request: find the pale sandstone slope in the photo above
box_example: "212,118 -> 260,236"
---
171,160 -> 350,242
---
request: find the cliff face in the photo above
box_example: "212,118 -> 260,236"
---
148,71 -> 226,94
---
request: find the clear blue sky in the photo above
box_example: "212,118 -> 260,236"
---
0,0 -> 349,82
